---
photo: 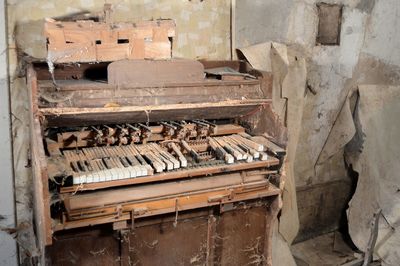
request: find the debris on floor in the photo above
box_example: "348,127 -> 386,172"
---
291,231 -> 360,266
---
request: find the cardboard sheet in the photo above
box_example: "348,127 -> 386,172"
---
318,98 -> 356,164
238,42 -> 307,245
345,85 -> 400,265
237,42 -> 272,72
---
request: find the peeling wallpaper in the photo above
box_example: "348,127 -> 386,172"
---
6,0 -> 231,261
235,1 -> 400,263
236,0 -> 400,187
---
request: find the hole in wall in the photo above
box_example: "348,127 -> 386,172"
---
117,39 -> 129,44
316,2 -> 343,46
338,163 -> 360,251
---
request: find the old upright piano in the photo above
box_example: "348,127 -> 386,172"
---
28,15 -> 286,265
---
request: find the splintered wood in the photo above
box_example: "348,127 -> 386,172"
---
44,18 -> 175,63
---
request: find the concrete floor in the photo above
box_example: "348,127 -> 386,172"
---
291,232 -> 361,266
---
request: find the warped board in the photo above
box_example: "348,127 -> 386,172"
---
41,99 -> 271,127
108,59 -> 205,86
45,19 -> 175,62
38,79 -> 264,108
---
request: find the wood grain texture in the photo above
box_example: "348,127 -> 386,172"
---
47,201 -> 278,266
57,181 -> 279,231
45,19 -> 175,62
46,226 -> 120,266
41,100 -> 271,127
64,173 -> 267,210
108,59 -> 205,86
28,66 -> 53,247
38,79 -> 264,108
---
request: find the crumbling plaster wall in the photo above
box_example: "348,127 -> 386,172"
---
237,0 -> 400,186
6,0 -> 231,261
236,0 -> 400,254
0,0 -> 18,264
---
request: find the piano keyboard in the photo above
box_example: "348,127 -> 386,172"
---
61,134 -> 269,185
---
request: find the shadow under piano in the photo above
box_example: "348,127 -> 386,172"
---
27,58 -> 287,265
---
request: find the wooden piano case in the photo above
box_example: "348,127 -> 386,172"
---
28,59 -> 286,265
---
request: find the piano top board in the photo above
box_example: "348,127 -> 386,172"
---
32,60 -> 273,127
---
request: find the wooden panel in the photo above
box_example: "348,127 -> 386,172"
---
58,185 -> 279,231
33,60 -> 249,80
107,59 -> 205,86
215,206 -> 268,265
46,201 -> 277,265
64,173 -> 268,210
39,79 -> 261,91
45,19 -> 175,62
129,216 -> 208,265
41,100 -> 271,127
28,66 -> 53,248
46,226 -> 120,266
38,79 -> 264,108
294,179 -> 353,243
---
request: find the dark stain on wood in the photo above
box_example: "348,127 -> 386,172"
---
46,200 -> 278,265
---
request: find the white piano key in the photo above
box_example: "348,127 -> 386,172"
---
237,134 -> 264,152
139,166 -> 147,176
123,167 -> 132,179
225,154 -> 234,164
169,143 -> 187,168
251,150 -> 260,159
152,143 -> 180,169
118,167 -> 131,179
73,175 -> 84,185
96,161 -> 107,182
97,170 -> 106,182
121,167 -> 130,179
135,166 -> 143,177
104,169 -> 112,182
150,152 -> 166,170
92,171 -> 100,183
180,158 -> 187,168
110,168 -> 119,180
86,173 -> 94,183
126,166 -> 135,178
224,137 -> 247,160
158,154 -> 173,171
145,165 -> 154,175
260,152 -> 268,161
127,167 -> 135,179
163,152 -> 180,169
246,154 -> 254,163
130,166 -> 139,177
